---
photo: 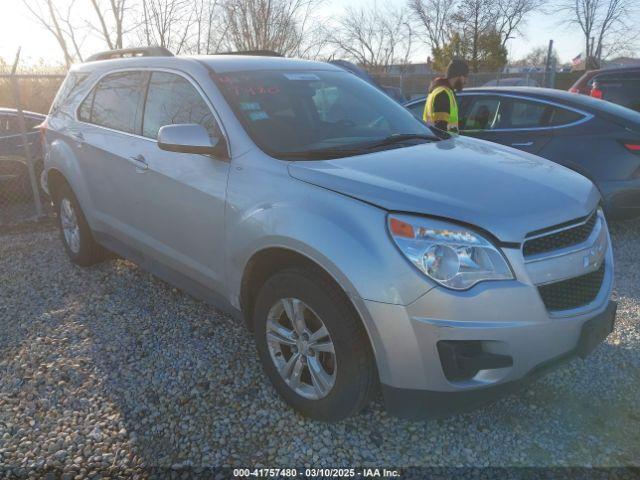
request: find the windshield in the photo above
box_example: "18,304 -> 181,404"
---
212,69 -> 437,159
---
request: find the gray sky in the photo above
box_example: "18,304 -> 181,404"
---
0,0 -> 625,67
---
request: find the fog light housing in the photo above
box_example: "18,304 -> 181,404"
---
437,340 -> 513,382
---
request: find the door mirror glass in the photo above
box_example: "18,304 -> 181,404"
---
157,124 -> 227,157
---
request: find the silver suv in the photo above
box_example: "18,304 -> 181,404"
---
42,48 -> 616,421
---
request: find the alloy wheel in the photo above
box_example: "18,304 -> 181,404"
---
60,198 -> 81,254
265,297 -> 337,400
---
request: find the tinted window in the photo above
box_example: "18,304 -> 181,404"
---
0,115 -> 17,137
142,72 -> 221,139
460,96 -> 503,131
213,70 -> 432,158
88,72 -> 146,134
595,74 -> 640,111
50,72 -> 89,114
548,107 -> 583,126
504,99 -> 549,128
0,115 -> 41,136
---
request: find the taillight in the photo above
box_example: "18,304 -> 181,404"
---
624,143 -> 640,152
590,87 -> 603,99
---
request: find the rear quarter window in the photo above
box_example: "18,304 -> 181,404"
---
50,72 -> 90,114
547,107 -> 584,126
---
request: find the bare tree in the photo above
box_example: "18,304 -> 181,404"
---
494,0 -> 545,47
220,0 -> 324,56
140,0 -> 198,54
59,0 -> 88,62
559,0 -> 637,65
88,0 -> 128,50
191,0 -> 224,54
328,5 -> 414,72
513,44 -> 558,67
22,0 -> 77,67
408,0 -> 455,51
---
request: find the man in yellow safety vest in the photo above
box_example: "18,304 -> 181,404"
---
423,58 -> 469,133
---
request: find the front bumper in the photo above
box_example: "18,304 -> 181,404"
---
381,300 -> 616,419
360,211 -> 615,418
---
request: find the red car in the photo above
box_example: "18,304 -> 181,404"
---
570,66 -> 640,112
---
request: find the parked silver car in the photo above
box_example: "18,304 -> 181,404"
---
42,48 -> 616,421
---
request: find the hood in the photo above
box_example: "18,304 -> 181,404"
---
287,136 -> 600,243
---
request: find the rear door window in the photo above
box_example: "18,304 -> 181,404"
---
142,72 -> 222,140
502,98 -> 550,129
81,71 -> 147,134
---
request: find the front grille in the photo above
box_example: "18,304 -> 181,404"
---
523,213 -> 597,257
538,262 -> 605,311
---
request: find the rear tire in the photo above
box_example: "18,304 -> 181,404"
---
55,183 -> 106,266
253,266 -> 377,421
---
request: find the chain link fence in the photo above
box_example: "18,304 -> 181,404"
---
371,70 -> 584,100
0,73 -> 65,228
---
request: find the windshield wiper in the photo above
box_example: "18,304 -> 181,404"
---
278,133 -> 440,160
361,133 -> 439,150
279,147 -> 366,160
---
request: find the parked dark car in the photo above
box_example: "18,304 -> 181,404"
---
329,60 -> 406,102
0,108 -> 46,199
405,87 -> 640,219
570,66 -> 640,112
483,77 -> 540,87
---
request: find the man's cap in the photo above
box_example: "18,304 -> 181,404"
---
446,58 -> 469,79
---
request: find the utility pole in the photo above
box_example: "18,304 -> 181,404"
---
544,40 -> 554,88
10,48 -> 43,218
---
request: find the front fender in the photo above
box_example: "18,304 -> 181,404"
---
225,159 -> 434,309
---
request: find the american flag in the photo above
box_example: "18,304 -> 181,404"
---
571,53 -> 582,66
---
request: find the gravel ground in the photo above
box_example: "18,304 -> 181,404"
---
0,218 -> 638,475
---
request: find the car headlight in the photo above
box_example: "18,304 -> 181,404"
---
388,214 -> 513,290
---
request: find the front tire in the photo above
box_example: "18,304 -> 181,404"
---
55,183 -> 106,266
253,266 -> 377,421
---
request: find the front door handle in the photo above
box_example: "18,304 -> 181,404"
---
511,141 -> 534,147
128,154 -> 148,171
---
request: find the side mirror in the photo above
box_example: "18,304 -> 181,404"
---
157,124 -> 228,158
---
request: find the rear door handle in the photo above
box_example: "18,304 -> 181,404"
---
511,141 -> 533,147
128,154 -> 148,171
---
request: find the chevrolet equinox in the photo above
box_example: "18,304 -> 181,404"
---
41,48 -> 616,421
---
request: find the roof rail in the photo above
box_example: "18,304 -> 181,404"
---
86,47 -> 174,62
216,50 -> 283,57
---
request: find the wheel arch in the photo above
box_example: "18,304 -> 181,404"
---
240,247 -> 354,329
240,245 -> 382,386
46,168 -> 71,205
